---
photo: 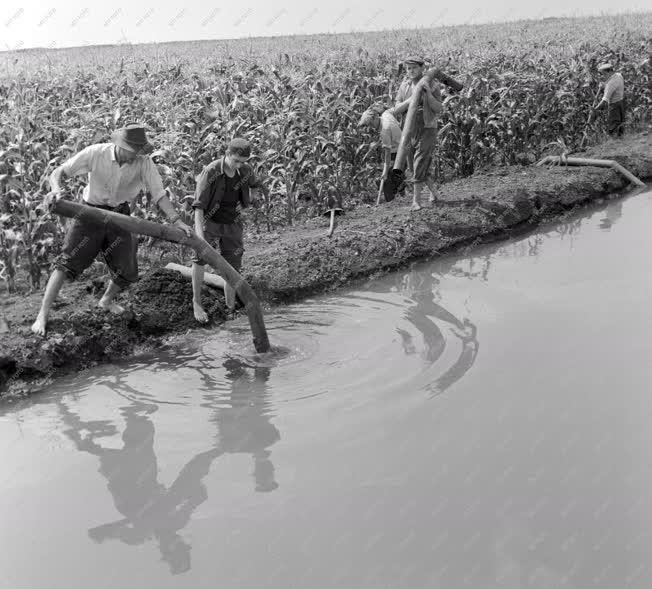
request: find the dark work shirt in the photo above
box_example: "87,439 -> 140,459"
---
211,172 -> 241,224
192,156 -> 262,221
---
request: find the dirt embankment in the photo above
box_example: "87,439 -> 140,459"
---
2,133 -> 651,396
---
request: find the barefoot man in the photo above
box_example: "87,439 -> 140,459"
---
31,124 -> 193,336
394,56 -> 444,210
190,138 -> 263,323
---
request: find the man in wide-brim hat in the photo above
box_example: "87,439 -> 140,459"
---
110,124 -> 155,154
31,124 -> 193,336
393,55 -> 444,211
593,62 -> 626,137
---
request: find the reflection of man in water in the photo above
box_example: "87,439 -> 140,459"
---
57,361 -> 279,575
59,400 -> 219,575
397,267 -> 479,396
210,359 -> 280,493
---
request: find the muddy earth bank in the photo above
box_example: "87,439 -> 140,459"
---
2,133 -> 651,395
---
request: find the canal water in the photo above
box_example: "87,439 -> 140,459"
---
2,189 -> 651,588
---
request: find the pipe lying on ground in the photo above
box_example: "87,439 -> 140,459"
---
51,200 -> 271,353
537,156 -> 645,187
165,262 -> 226,290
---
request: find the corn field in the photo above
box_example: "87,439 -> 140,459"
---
1,14 -> 651,292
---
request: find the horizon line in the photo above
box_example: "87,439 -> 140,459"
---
2,9 -> 650,55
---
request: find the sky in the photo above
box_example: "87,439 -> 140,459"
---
2,0 -> 650,51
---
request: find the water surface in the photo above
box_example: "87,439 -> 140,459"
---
2,190 -> 651,588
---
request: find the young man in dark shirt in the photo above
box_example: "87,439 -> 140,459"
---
190,138 -> 262,323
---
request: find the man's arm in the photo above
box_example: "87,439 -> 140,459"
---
393,82 -> 412,116
192,161 -> 218,215
47,165 -> 67,197
242,166 -> 266,209
143,158 -> 193,235
595,78 -> 614,110
394,82 -> 442,115
194,208 -> 205,240
45,145 -> 95,205
154,193 -> 193,236
423,84 -> 443,114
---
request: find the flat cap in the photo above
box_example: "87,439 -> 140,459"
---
404,55 -> 425,66
227,137 -> 252,158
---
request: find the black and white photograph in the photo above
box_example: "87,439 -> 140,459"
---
1,0 -> 651,586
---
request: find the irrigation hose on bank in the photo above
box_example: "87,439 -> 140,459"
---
537,156 -> 645,187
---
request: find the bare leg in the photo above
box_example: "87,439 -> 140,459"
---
425,178 -> 440,204
411,183 -> 423,211
31,269 -> 67,336
98,280 -> 126,314
191,263 -> 208,323
224,282 -> 236,311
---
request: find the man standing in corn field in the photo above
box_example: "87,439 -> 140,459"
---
394,56 -> 444,211
593,63 -> 625,137
190,138 -> 263,323
31,124 -> 193,336
358,103 -> 403,204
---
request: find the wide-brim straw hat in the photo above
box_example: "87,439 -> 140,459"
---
111,124 -> 154,155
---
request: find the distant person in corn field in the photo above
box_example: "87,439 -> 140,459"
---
31,124 -> 193,336
394,56 -> 444,211
190,138 -> 263,323
593,63 -> 625,137
358,103 -> 403,204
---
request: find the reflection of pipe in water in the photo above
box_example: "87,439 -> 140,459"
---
397,268 -> 480,396
426,320 -> 479,399
55,359 -> 280,576
599,200 -> 623,230
206,357 -> 280,493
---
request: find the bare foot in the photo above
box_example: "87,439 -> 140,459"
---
225,288 -> 236,311
193,301 -> 209,323
410,201 -> 422,211
98,299 -> 125,314
31,314 -> 47,336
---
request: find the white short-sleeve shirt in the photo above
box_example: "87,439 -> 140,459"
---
61,143 -> 166,207
603,72 -> 624,104
379,110 -> 402,153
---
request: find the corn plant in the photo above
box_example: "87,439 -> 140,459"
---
0,14 -> 650,291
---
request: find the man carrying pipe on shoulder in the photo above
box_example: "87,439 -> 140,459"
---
190,138 -> 264,323
394,56 -> 444,211
592,63 -> 626,137
31,124 -> 193,336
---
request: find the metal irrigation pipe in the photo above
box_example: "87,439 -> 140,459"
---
536,156 -> 645,187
